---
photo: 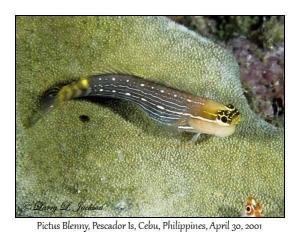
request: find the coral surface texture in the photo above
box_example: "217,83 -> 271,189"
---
16,16 -> 284,217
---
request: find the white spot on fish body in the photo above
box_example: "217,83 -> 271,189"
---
160,90 -> 164,93
100,89 -> 103,91
157,105 -> 165,110
178,126 -> 194,130
125,93 -> 131,96
141,98 -> 147,101
140,84 -> 145,87
112,77 -> 115,81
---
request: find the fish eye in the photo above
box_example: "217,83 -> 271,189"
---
221,116 -> 227,123
246,205 -> 251,213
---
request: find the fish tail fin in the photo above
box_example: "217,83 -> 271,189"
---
41,86 -> 61,116
31,77 -> 92,125
30,86 -> 62,125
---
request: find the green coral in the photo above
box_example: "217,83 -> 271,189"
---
216,16 -> 284,49
216,16 -> 260,41
16,16 -> 283,217
173,16 -> 284,50
259,16 -> 284,49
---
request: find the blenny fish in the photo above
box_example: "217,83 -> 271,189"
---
39,74 -> 240,139
241,197 -> 262,217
